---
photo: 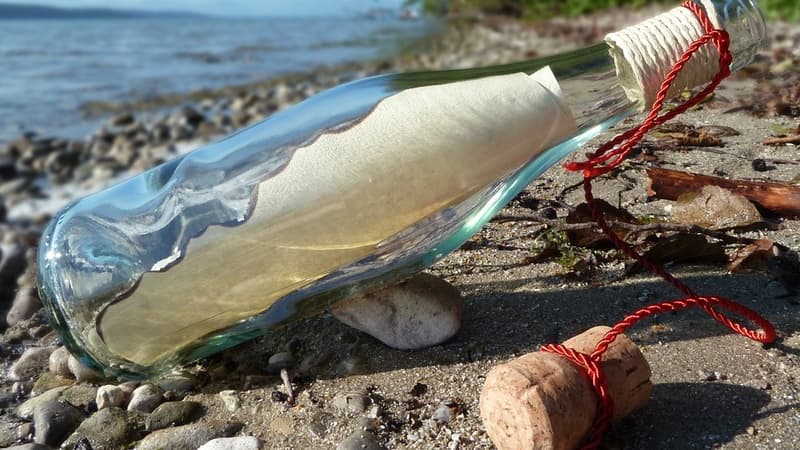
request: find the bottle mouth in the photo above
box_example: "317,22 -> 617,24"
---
700,0 -> 768,71
604,0 -> 768,109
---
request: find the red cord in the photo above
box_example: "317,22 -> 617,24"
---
545,2 -> 777,449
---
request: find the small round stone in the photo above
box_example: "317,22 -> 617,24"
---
67,355 -> 104,382
96,385 -> 127,410
135,421 -> 243,450
267,352 -> 294,373
61,407 -> 134,450
16,386 -> 67,420
9,347 -> 57,381
48,347 -> 72,378
197,436 -> 262,450
330,273 -> 463,350
127,384 -> 164,414
146,401 -> 202,431
337,430 -> 386,450
32,400 -> 84,446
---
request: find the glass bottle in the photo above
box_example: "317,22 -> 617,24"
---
37,0 -> 767,378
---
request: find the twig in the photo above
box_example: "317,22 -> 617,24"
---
494,214 -> 757,245
647,167 -> 800,217
763,135 -> 800,146
280,368 -> 295,407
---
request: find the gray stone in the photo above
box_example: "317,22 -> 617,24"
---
12,381 -> 31,396
0,391 -> 17,408
5,444 -> 53,450
61,384 -> 98,408
16,421 -> 34,440
67,355 -> 104,382
47,347 -> 72,378
109,112 -> 135,127
146,401 -> 202,431
6,286 -> 41,328
31,372 -> 72,396
331,273 -> 463,350
0,241 -> 26,284
266,352 -> 294,373
62,407 -> 134,450
197,436 -> 262,450
135,421 -> 243,450
96,385 -> 127,410
16,386 -> 67,419
127,384 -> 164,414
117,381 -> 138,400
8,347 -> 57,381
32,400 -> 84,446
156,372 -> 201,397
337,430 -> 386,450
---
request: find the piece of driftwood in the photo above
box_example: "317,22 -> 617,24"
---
479,326 -> 652,450
647,167 -> 800,218
763,134 -> 800,146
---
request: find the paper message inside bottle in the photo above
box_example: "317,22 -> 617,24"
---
99,67 -> 578,366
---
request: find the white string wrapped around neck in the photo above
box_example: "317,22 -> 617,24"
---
606,0 -> 721,109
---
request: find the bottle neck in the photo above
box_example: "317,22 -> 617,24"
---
557,0 -> 766,127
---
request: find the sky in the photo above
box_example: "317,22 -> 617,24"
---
0,0 -> 408,16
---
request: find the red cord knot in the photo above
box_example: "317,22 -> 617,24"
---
540,343 -> 614,450
550,2 -> 777,449
564,1 -> 734,181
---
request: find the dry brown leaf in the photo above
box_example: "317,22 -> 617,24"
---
671,185 -> 763,230
629,234 -> 727,274
565,200 -> 639,248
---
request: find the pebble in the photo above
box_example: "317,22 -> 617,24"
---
5,444 -> 53,450
16,386 -> 68,419
5,284 -> 41,328
47,346 -> 72,377
431,402 -> 456,424
337,430 -> 386,450
118,381 -> 139,397
32,400 -> 84,446
16,422 -> 34,440
127,383 -> 164,414
30,372 -> 72,396
156,372 -> 201,397
8,346 -> 57,381
67,355 -> 104,382
219,390 -> 240,412
109,112 -> 135,127
61,384 -> 98,409
333,391 -> 370,415
135,421 -> 243,450
0,391 -> 16,408
197,436 -> 263,450
146,401 -> 202,431
61,406 -> 133,450
267,352 -> 294,373
0,241 -> 26,284
96,384 -> 127,410
330,273 -> 463,350
12,381 -> 32,396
